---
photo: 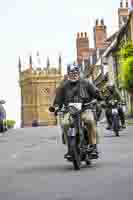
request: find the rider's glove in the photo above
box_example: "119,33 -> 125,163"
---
54,107 -> 60,116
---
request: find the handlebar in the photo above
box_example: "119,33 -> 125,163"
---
83,99 -> 97,107
49,99 -> 98,114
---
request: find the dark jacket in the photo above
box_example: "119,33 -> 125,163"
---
104,86 -> 124,103
53,79 -> 102,107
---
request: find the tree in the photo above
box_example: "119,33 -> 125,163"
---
119,41 -> 133,91
119,41 -> 133,114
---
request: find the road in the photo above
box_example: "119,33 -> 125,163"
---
0,124 -> 132,200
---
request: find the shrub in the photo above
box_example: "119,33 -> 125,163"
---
119,41 -> 133,93
4,120 -> 16,129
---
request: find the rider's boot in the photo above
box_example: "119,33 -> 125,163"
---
89,144 -> 99,159
64,137 -> 72,159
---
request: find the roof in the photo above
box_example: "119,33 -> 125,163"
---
102,22 -> 128,58
95,22 -> 128,65
106,31 -> 118,42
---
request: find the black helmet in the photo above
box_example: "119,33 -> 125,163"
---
67,64 -> 80,74
0,100 -> 6,104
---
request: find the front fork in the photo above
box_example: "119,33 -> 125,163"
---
67,115 -> 84,154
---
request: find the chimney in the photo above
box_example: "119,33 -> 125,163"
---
84,32 -> 87,37
77,32 -> 80,38
120,0 -> 123,8
118,0 -> 129,28
76,31 -> 89,66
101,19 -> 104,25
96,19 -> 98,25
126,0 -> 128,8
94,18 -> 107,49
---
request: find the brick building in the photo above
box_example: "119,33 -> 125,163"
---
76,19 -> 108,64
76,0 -> 130,81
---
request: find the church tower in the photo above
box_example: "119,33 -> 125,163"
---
118,0 -> 129,28
19,54 -> 63,127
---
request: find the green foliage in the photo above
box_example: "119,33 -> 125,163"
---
118,41 -> 133,93
4,120 -> 16,129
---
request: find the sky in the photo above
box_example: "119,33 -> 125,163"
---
0,0 -> 130,128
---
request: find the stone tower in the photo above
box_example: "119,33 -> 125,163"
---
18,54 -> 63,127
93,19 -> 107,49
118,0 -> 129,28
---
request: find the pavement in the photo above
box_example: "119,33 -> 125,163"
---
0,125 -> 132,200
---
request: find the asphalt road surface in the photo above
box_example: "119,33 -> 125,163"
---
0,124 -> 132,200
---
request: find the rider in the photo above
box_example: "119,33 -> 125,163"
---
0,100 -> 6,132
104,82 -> 126,129
51,63 -> 103,159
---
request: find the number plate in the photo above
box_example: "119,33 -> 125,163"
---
68,128 -> 76,136
112,108 -> 118,114
69,103 -> 82,110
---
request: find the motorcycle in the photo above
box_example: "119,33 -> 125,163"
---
107,100 -> 120,137
49,99 -> 98,170
94,102 -> 103,126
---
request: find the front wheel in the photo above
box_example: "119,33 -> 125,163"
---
73,147 -> 81,170
69,136 -> 81,170
112,114 -> 120,137
115,131 -> 119,137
